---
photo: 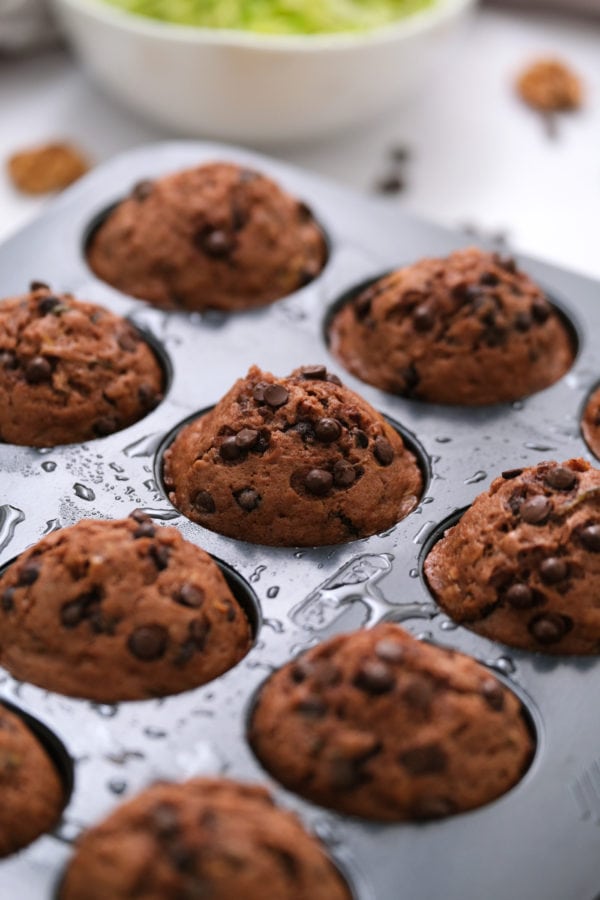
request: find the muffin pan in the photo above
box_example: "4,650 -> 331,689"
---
0,141 -> 599,900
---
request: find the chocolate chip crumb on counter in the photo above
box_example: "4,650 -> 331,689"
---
59,778 -> 351,900
425,459 -> 600,654
0,703 -> 65,857
87,162 -> 327,312
249,624 -> 533,821
0,514 -> 251,701
163,364 -> 422,546
328,247 -> 574,405
0,284 -> 164,446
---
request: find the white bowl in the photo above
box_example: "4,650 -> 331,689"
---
52,0 -> 476,143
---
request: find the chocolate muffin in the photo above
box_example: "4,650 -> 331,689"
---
425,458 -> 600,654
87,162 -> 327,313
0,513 -> 251,701
249,624 -> 532,821
582,385 -> 600,459
0,702 -> 65,857
329,247 -> 574,405
60,778 -> 350,900
0,284 -> 163,446
163,364 -> 422,546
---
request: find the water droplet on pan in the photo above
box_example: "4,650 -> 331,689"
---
464,470 -> 487,485
0,505 -> 25,554
413,521 -> 436,544
73,483 -> 95,502
250,565 -> 267,584
123,433 -> 163,458
108,779 -> 127,795
90,703 -> 118,718
266,586 -> 280,599
524,442 -> 556,452
41,460 -> 57,472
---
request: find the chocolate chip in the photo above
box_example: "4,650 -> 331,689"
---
235,428 -> 259,451
263,384 -> 289,408
314,418 -> 341,443
502,468 -> 523,480
402,363 -> 420,396
374,437 -> 395,466
195,228 -> 234,258
497,255 -> 517,273
24,356 -> 51,384
117,331 -> 139,352
545,466 -> 577,491
539,557 -> 568,584
305,469 -> 333,496
531,298 -> 550,323
506,584 -> 535,609
400,743 -> 447,775
151,802 -> 179,837
481,679 -> 505,711
300,365 -> 327,380
354,294 -> 372,321
480,271 -> 500,287
291,659 -> 314,683
18,560 -> 40,586
168,841 -> 196,874
514,312 -> 532,332
354,661 -> 394,694
30,280 -> 50,292
296,697 -> 327,718
150,544 -> 171,571
175,584 -> 205,608
333,460 -> 356,487
37,295 -> 62,315
189,618 -> 210,648
374,639 -> 404,663
235,488 -> 261,512
529,613 -> 571,644
0,351 -> 17,370
60,599 -> 86,628
403,677 -> 434,711
326,373 -> 342,386
413,304 -> 435,332
329,759 -> 364,790
412,796 -> 454,821
580,524 -> 600,552
133,520 -> 156,539
93,416 -> 118,437
252,382 -> 268,403
131,179 -> 154,201
483,325 -> 508,348
127,624 -> 168,660
352,428 -> 369,449
220,436 -> 242,461
193,490 -> 215,514
130,509 -> 151,523
1,587 -> 15,612
521,496 -> 551,524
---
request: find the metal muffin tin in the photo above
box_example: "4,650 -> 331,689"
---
1,141 -> 599,900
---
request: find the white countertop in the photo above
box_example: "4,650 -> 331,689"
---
0,5 -> 598,280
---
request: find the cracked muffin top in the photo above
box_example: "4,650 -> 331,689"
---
425,458 -> 600,654
329,247 -> 574,405
249,624 -> 533,821
0,512 -> 252,701
163,364 -> 422,546
60,777 -> 351,900
87,162 -> 327,313
0,283 -> 163,446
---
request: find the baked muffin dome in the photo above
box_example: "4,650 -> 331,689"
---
0,702 -> 65,857
59,778 -> 350,900
329,247 -> 574,405
425,458 -> 600,654
163,364 -> 422,546
249,624 -> 532,821
0,513 -> 251,701
582,385 -> 600,459
87,162 -> 327,313
0,284 -> 164,446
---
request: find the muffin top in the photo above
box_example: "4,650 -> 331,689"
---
0,513 -> 251,701
60,778 -> 350,900
329,247 -> 574,405
163,364 -> 422,546
87,162 -> 327,313
0,284 -> 163,446
250,624 -> 532,821
0,702 -> 65,857
425,458 -> 600,654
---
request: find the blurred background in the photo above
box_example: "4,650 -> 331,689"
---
0,0 -> 598,278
